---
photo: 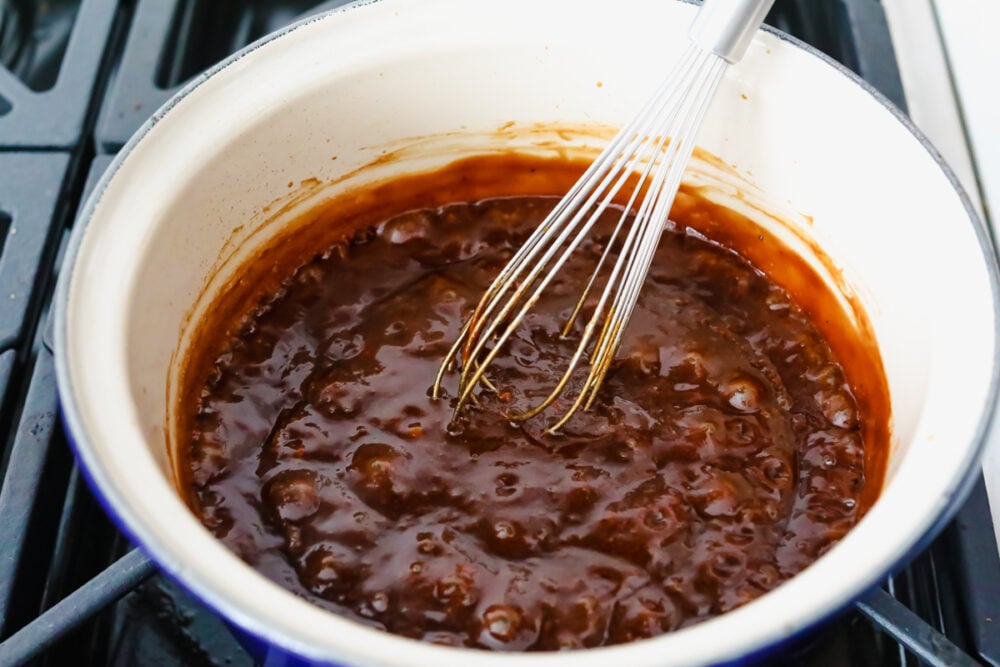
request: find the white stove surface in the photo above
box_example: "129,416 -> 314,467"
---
883,0 -> 1000,545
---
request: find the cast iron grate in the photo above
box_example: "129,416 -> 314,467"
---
0,1 -> 997,666
0,154 -> 71,485
0,0 -> 117,149
95,0 -> 355,153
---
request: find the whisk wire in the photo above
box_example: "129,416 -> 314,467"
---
577,53 -> 728,417
453,123 -> 672,411
448,115 -> 682,403
439,45 -> 704,380
558,51 -> 727,426
435,40 -> 732,430
454,48 -> 703,361
515,99 -> 690,422
451,154 -> 630,392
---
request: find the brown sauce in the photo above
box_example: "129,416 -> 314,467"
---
177,154 -> 889,650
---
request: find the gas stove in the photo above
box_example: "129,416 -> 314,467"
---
0,1 -> 997,665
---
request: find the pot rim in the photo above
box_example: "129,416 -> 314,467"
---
52,1 -> 1000,665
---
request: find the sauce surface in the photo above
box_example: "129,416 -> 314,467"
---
180,156 -> 887,650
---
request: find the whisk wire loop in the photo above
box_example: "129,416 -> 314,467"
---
579,53 -> 729,413
448,46 -> 705,381
434,41 -> 731,431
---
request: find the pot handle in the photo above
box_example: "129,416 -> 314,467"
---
856,588 -> 980,667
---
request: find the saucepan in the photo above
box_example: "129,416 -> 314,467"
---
53,0 -> 1000,664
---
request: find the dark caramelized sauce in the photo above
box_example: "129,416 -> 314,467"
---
179,154 -> 889,650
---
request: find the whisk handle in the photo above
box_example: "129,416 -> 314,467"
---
689,0 -> 776,64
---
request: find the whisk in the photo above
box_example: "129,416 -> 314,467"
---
433,0 -> 776,431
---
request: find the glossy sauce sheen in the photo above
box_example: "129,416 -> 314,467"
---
181,156 -> 888,650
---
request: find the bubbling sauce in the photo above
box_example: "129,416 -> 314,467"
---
179,154 -> 888,650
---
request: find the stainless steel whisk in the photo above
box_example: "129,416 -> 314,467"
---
434,0 -> 776,431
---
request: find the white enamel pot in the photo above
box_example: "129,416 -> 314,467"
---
53,0 -> 1000,665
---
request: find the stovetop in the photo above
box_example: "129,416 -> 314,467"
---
0,1 -> 998,666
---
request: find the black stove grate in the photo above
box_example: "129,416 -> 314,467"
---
0,0 -> 117,149
95,0 -> 351,153
0,1 -> 998,666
